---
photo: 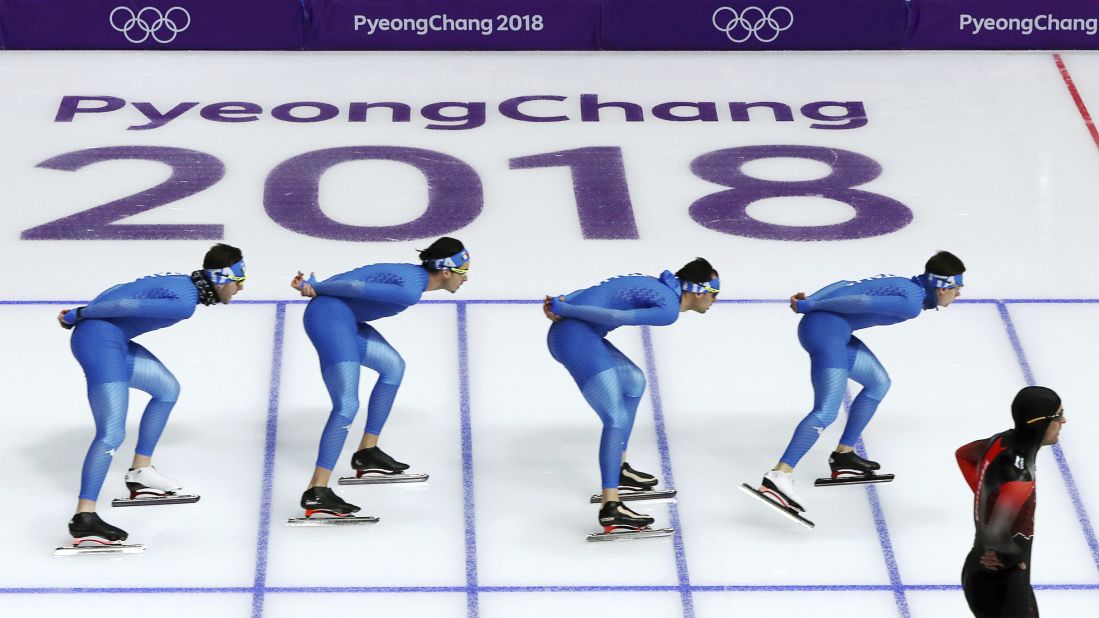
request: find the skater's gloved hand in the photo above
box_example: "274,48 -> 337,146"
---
978,549 -> 1024,571
790,292 -> 807,313
292,271 -> 317,298
58,307 -> 83,329
543,295 -> 563,322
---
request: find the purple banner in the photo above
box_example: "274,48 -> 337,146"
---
303,0 -> 600,50
907,0 -> 1099,50
0,0 -> 303,50
601,0 -> 906,50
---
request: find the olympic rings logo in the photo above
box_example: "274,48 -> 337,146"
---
712,6 -> 794,44
109,6 -> 191,44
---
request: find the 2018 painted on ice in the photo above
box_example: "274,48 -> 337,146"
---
21,145 -> 912,243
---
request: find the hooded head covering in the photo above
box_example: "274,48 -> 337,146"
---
1011,386 -> 1061,447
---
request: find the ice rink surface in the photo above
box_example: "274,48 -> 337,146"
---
1,51 -> 1098,617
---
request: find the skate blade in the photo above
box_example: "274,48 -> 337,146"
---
111,494 -> 200,507
586,527 -> 674,542
285,515 -> 380,526
54,543 -> 146,556
814,474 -> 894,487
738,483 -> 815,529
338,473 -> 428,485
589,489 -> 677,504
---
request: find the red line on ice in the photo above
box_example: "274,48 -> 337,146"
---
1055,53 -> 1099,150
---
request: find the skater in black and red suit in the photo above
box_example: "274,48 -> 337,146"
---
956,385 -> 1067,618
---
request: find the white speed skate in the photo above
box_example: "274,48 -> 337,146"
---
112,466 -> 200,507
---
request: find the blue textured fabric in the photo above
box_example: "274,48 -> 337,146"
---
550,271 -> 682,336
304,264 -> 423,471
68,277 -> 198,503
794,274 -> 932,331
547,272 -> 674,489
79,381 -> 128,501
73,335 -> 182,501
779,312 -> 894,467
71,274 -> 199,340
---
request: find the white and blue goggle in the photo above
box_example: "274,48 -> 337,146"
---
682,276 -> 720,295
205,260 -> 246,285
423,249 -> 470,273
926,272 -> 963,289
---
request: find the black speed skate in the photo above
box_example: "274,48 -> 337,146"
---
814,450 -> 895,487
589,463 -> 677,503
338,446 -> 428,485
619,462 -> 658,490
286,487 -> 378,526
587,501 -> 673,542
55,512 -> 145,556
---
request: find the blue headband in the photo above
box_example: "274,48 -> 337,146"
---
424,248 -> 469,271
682,276 -> 720,295
205,260 -> 246,285
926,272 -> 963,289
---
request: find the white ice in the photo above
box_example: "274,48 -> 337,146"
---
1,51 -> 1098,617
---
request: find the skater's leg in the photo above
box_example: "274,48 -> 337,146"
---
314,362 -> 361,480
837,338 -> 890,451
78,382 -> 129,508
776,313 -> 851,470
355,324 -> 405,449
581,368 -> 633,498
778,364 -> 846,469
547,320 -> 630,501
71,323 -> 131,512
606,342 -> 645,455
127,343 -> 181,465
303,297 -> 362,488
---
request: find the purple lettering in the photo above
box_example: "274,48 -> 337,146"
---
129,101 -> 199,131
348,102 -> 412,123
688,145 -> 911,241
729,102 -> 794,122
499,95 -> 569,122
271,102 -> 340,123
200,102 -> 263,123
421,102 -> 486,130
22,147 -> 224,240
509,147 -> 638,239
264,146 -> 482,241
800,101 -> 868,130
580,94 -> 643,122
652,102 -> 718,122
55,96 -> 125,122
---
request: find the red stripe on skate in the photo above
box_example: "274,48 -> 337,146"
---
1055,54 -> 1099,150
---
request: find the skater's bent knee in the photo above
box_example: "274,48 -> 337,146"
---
863,375 -> 891,400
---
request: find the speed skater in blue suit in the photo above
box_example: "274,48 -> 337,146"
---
289,237 -> 469,519
749,251 -> 965,521
58,243 -> 246,549
544,257 -> 719,534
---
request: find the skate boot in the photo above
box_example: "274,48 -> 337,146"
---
814,451 -> 894,487
619,462 -> 658,491
301,486 -> 361,517
739,471 -> 815,528
351,446 -> 410,475
587,501 -> 673,542
599,500 -> 655,531
339,446 -> 428,485
287,487 -> 378,526
589,463 -> 676,503
113,466 -> 200,507
56,512 -> 145,555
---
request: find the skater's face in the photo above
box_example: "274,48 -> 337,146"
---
682,272 -> 719,313
215,280 -> 244,304
442,260 -> 470,293
1041,407 -> 1066,446
936,285 -> 962,307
